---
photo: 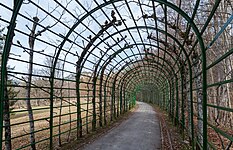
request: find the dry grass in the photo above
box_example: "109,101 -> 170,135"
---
2,101 -> 96,150
1,97 -> 118,150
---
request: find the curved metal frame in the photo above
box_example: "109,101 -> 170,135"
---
1,0 -> 232,149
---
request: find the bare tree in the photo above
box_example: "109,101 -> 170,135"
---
17,14 -> 59,150
25,16 -> 40,150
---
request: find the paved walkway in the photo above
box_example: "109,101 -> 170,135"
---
83,102 -> 161,150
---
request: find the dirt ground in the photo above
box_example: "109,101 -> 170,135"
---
152,104 -> 192,150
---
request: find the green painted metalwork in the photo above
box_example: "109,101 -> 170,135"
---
0,0 -> 232,149
0,1 -> 23,149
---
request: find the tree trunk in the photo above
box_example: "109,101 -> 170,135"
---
3,75 -> 12,150
67,81 -> 71,142
187,78 -> 192,139
58,81 -> 64,146
192,55 -> 203,148
25,16 -> 40,150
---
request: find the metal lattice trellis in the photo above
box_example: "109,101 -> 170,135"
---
0,0 -> 233,149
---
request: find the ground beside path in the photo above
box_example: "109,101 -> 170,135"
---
82,102 -> 161,150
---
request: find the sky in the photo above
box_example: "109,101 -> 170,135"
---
1,0 -> 232,81
0,0 -> 160,80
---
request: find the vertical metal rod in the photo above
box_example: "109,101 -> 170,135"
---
0,1 -> 23,149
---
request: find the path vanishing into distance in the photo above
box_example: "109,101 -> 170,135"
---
82,102 -> 161,150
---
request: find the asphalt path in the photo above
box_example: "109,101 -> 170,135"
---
83,102 -> 161,150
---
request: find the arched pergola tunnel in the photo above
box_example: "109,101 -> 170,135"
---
0,0 -> 232,149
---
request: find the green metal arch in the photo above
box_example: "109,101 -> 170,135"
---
48,2 -> 204,144
80,26 -> 191,74
117,65 -> 172,95
104,55 -> 176,108
118,71 -> 168,114
102,52 -> 178,94
0,1 -> 24,149
0,0 -> 211,149
113,65 -> 171,115
124,75 -> 169,105
94,43 -> 179,78
100,55 -> 177,124
98,53 -> 176,123
103,53 -> 177,87
120,68 -> 170,98
122,74 -> 168,107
